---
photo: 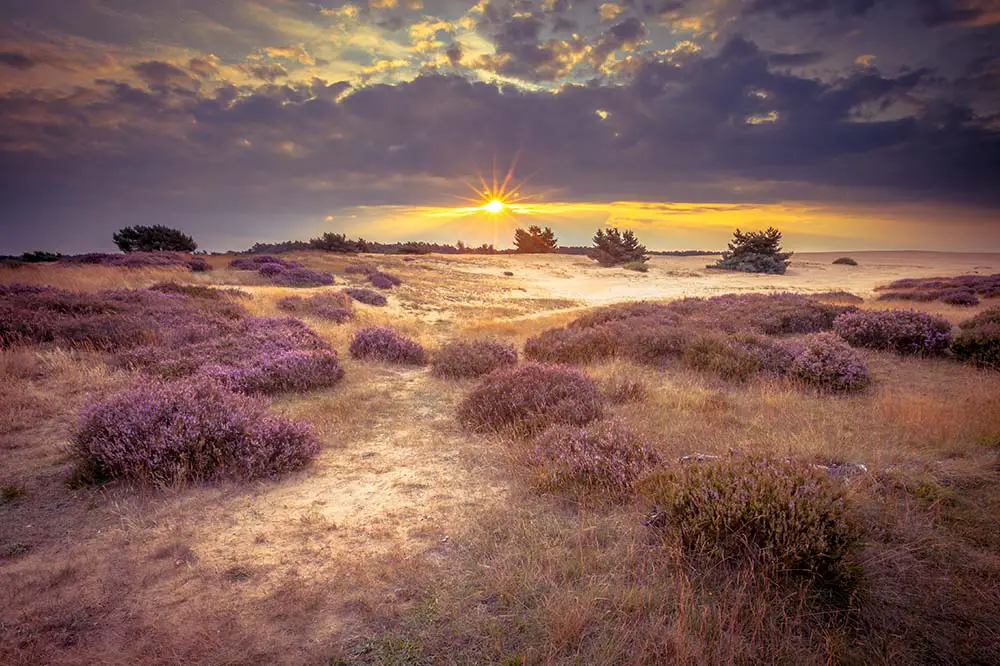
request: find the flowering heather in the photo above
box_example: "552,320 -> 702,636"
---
790,333 -> 872,393
150,282 -> 250,300
877,273 -> 1000,303
257,262 -> 287,277
640,457 -> 861,587
833,309 -> 952,355
229,255 -> 300,270
431,339 -> 518,379
1,284 -> 244,350
276,291 -> 353,322
269,266 -> 335,287
458,362 -> 602,435
344,263 -> 377,275
120,316 -> 345,394
71,380 -> 320,486
952,309 -> 1000,369
349,326 -> 427,365
59,251 -> 210,271
531,420 -> 661,498
343,287 -> 388,306
368,271 -> 402,289
939,288 -> 980,306
568,301 -> 678,330
524,325 -> 621,364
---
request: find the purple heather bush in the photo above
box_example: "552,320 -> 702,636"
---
343,287 -> 388,306
431,339 -> 518,379
877,273 -> 1000,303
640,457 -> 861,587
59,252 -> 208,271
276,291 -> 354,323
311,306 -> 354,323
368,271 -> 403,289
531,419 -> 661,498
349,326 -> 427,365
939,288 -> 980,306
71,379 -> 320,486
269,266 -> 335,287
833,309 -> 952,355
458,362 -> 603,435
257,262 -> 287,277
150,282 -> 249,300
229,255 -> 300,271
789,333 -> 872,393
952,308 -> 1000,370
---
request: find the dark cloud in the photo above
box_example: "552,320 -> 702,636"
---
0,51 -> 37,70
744,0 -> 880,18
767,50 -> 826,67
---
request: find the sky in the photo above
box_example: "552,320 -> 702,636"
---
0,0 -> 999,253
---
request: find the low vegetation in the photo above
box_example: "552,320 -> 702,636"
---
952,306 -> 1000,369
112,224 -> 198,253
834,309 -> 952,355
833,256 -> 858,266
431,339 -> 518,378
588,227 -> 649,267
789,332 -> 872,392
343,287 -> 388,306
349,326 -> 426,364
876,273 -> 1000,304
513,225 -> 559,253
71,379 -> 319,486
276,291 -> 354,324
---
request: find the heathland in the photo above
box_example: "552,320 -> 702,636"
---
2,249 -> 1000,665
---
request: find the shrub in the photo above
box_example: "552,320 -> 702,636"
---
120,316 -> 345,395
311,306 -> 354,323
349,326 -> 426,365
186,256 -> 213,272
623,261 -> 649,273
458,362 -> 602,435
270,267 -> 335,287
71,380 -> 320,486
229,255 -> 300,271
275,291 -> 353,322
809,291 -> 865,304
513,226 -> 559,253
345,264 -> 377,275
588,227 -> 648,267
368,271 -> 401,289
524,325 -> 620,364
531,419 -> 661,497
790,333 -> 872,392
432,339 -> 518,378
19,251 -> 62,263
60,251 -> 204,270
343,287 -> 388,306
682,335 -> 761,381
709,227 -> 792,274
640,457 -> 861,587
113,225 -> 197,252
939,288 -> 979,306
309,232 -> 366,253
952,310 -> 1000,369
833,309 -> 952,355
832,257 -> 858,266
257,262 -> 287,277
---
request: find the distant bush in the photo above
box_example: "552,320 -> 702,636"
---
709,227 -> 792,274
640,457 -> 861,588
531,419 -> 661,498
60,251 -> 207,271
257,262 -> 287,277
588,227 -> 649,267
71,380 -> 320,486
833,309 -> 952,355
368,271 -> 402,289
19,251 -> 62,263
270,267 -> 335,287
832,257 -> 858,266
810,291 -> 865,304
524,325 -> 621,365
431,339 -> 518,379
953,308 -> 1000,369
513,226 -> 559,253
458,362 -> 602,435
150,282 -> 249,300
349,326 -> 426,365
623,261 -> 649,273
230,255 -> 300,271
343,287 -> 388,306
309,232 -> 367,253
345,264 -> 377,275
939,288 -> 979,306
113,225 -> 197,253
790,333 -> 872,392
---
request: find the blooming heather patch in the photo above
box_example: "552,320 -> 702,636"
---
59,252 -> 210,271
270,266 -> 335,287
344,263 -> 377,275
276,291 -> 354,323
120,316 -> 344,394
833,309 -> 952,355
953,308 -> 1000,369
368,271 -> 402,289
257,262 -> 287,277
431,339 -> 518,379
0,284 -> 245,350
349,326 -> 427,365
229,255 -> 300,270
939,288 -> 980,306
458,362 -> 602,435
531,419 -> 661,498
71,379 -> 320,486
876,273 -> 1000,303
790,333 -> 872,393
343,287 -> 388,306
150,282 -> 250,300
640,457 -> 861,587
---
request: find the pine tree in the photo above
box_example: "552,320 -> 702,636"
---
112,225 -> 197,252
710,227 -> 792,274
588,227 -> 648,266
513,226 -> 559,253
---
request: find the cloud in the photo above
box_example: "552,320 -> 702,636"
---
0,51 -> 37,70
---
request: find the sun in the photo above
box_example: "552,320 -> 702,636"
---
481,198 -> 505,214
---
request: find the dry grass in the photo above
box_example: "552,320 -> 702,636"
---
3,254 -> 1000,665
